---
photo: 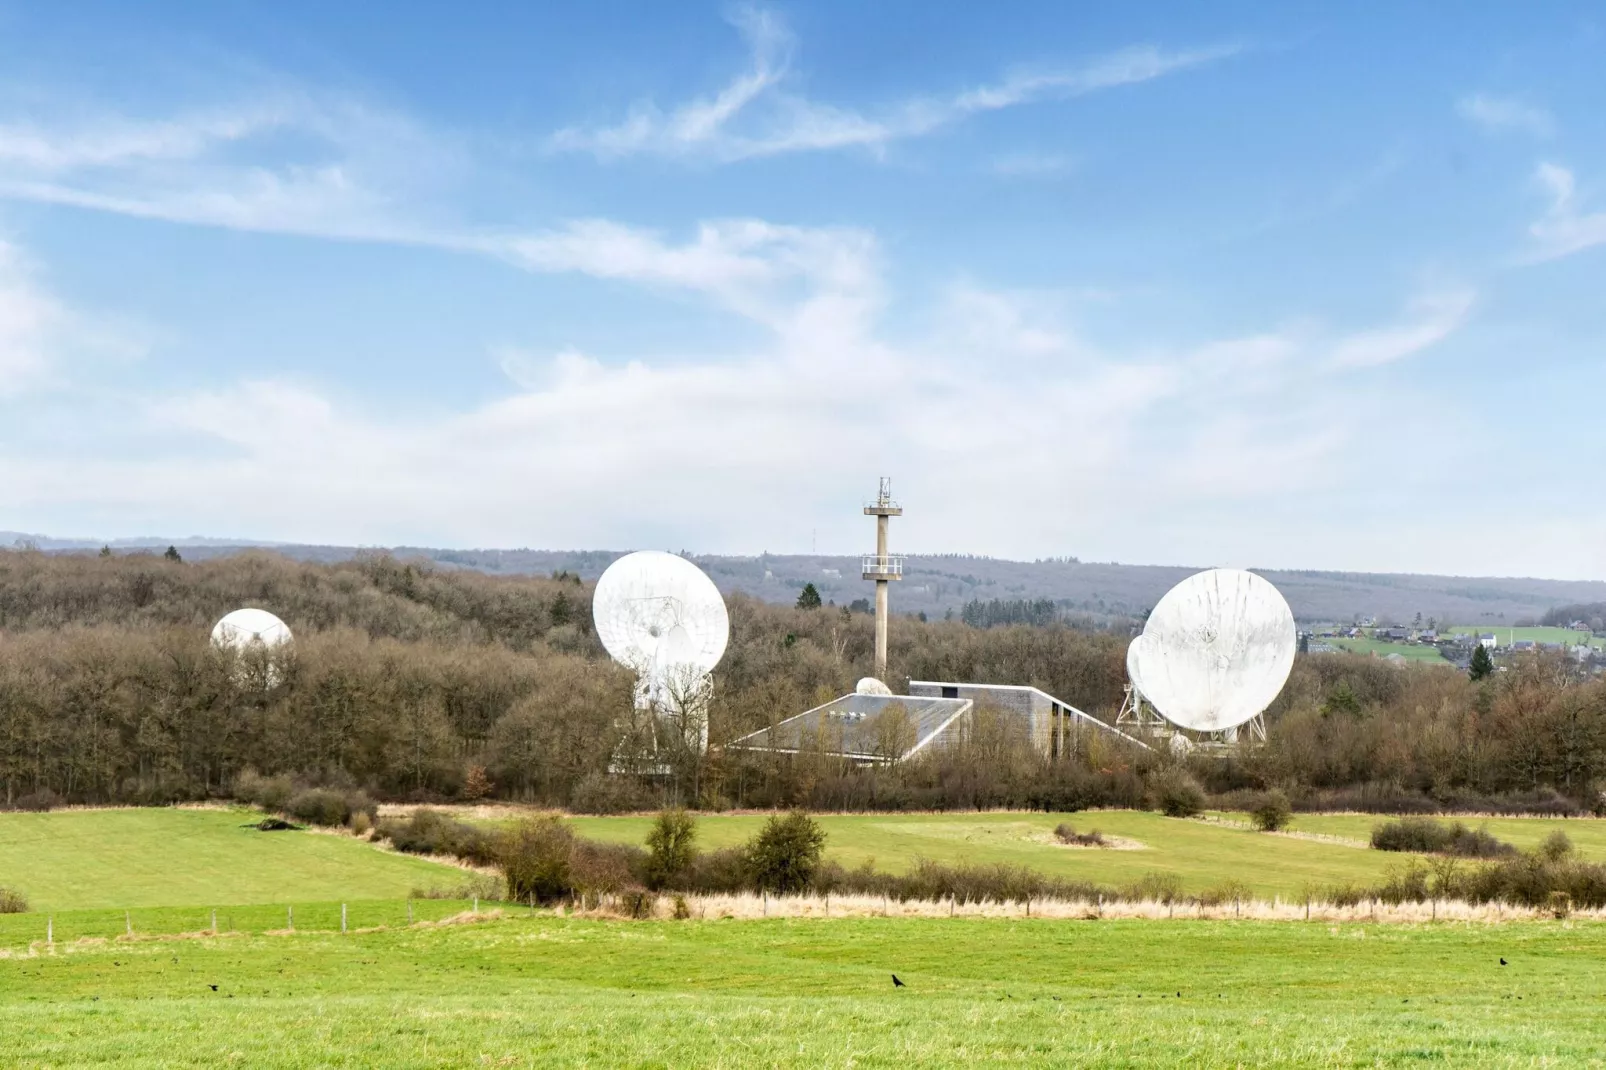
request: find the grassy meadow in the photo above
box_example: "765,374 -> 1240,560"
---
6,807 -> 1606,1064
3,912 -> 1605,1067
0,807 -> 465,911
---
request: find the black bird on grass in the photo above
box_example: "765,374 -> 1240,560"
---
1500,958 -> 1508,966
208,985 -> 218,992
892,974 -> 906,988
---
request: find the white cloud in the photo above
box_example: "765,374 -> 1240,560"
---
0,241 -> 62,393
0,93 -> 463,243
1457,93 -> 1555,138
0,207 -> 1485,571
550,8 -> 1236,161
1527,162 -> 1606,261
1327,289 -> 1476,369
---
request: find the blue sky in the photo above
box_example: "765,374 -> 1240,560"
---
0,2 -> 1603,578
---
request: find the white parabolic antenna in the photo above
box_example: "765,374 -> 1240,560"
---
592,551 -> 730,693
1126,568 -> 1296,734
211,608 -> 293,652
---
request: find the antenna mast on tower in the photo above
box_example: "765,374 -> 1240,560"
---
861,477 -> 904,681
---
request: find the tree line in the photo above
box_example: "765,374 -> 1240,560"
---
0,548 -> 1603,813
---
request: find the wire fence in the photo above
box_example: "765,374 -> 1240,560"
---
0,898 -> 483,953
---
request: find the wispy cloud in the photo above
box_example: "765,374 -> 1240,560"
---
1527,162 -> 1606,261
0,93 -> 464,243
1327,289 -> 1476,369
1457,92 -> 1555,138
550,8 -> 1237,162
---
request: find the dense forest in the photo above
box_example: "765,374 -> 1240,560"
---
0,549 -> 1602,814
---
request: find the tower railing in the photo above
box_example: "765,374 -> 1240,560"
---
861,554 -> 905,580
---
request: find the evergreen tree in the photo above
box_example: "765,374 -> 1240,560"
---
795,582 -> 822,610
1469,643 -> 1494,681
163,545 -> 183,563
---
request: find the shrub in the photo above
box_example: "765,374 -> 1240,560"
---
682,846 -> 751,895
1151,769 -> 1206,818
1370,818 -> 1515,858
568,772 -> 655,814
497,816 -> 577,904
12,789 -> 60,813
645,809 -> 698,890
1197,880 -> 1253,907
745,811 -> 827,894
233,770 -> 295,813
0,887 -> 27,913
349,810 -> 373,837
1125,871 -> 1185,904
1053,823 -> 1106,847
569,840 -> 644,899
1540,830 -> 1574,862
286,788 -> 354,827
378,809 -> 492,864
1249,789 -> 1292,832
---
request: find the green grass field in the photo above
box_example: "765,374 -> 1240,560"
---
7,808 -> 1606,1065
1328,637 -> 1450,662
1448,625 -> 1606,649
3,912 -> 1604,1067
571,810 -> 1606,898
0,807 -> 464,911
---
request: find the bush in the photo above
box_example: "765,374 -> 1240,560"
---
1540,830 -> 1574,862
1151,769 -> 1206,818
1197,879 -> 1253,907
377,809 -> 492,864
497,816 -> 577,904
1053,823 -> 1106,847
1370,818 -> 1515,858
1125,871 -> 1185,904
1250,789 -> 1293,832
568,772 -> 655,814
286,788 -> 354,828
645,809 -> 698,890
0,887 -> 27,913
12,789 -> 60,813
233,770 -> 295,813
745,812 -> 827,894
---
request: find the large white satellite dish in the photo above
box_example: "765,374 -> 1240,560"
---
592,550 -> 729,694
1126,568 -> 1295,734
211,608 -> 293,652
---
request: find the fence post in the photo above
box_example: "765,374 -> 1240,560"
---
47,916 -> 53,947
472,897 -> 478,915
212,909 -> 217,933
341,904 -> 347,933
288,905 -> 293,931
407,901 -> 413,925
125,911 -> 132,936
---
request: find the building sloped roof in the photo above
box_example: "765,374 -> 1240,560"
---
727,693 -> 972,762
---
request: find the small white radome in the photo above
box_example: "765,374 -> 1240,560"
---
211,608 -> 293,651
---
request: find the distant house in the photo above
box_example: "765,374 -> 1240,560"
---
1513,640 -> 1536,652
1480,634 -> 1498,649
1571,621 -> 1592,631
1416,629 -> 1438,644
1377,627 -> 1410,642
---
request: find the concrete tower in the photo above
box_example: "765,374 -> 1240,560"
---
861,477 -> 904,680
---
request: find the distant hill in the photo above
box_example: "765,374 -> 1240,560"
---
9,531 -> 1603,627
